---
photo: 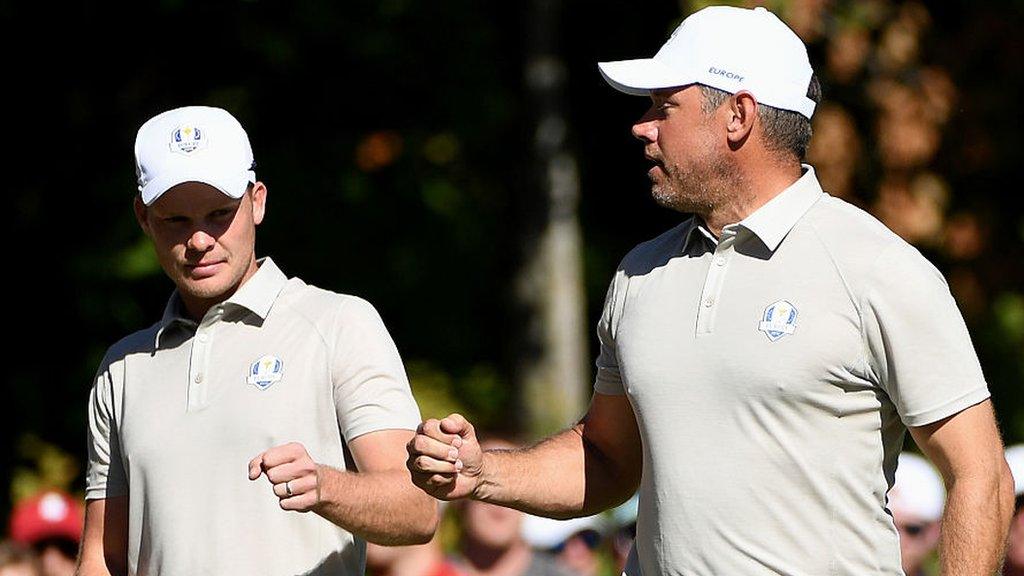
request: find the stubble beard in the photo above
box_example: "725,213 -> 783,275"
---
650,153 -> 738,218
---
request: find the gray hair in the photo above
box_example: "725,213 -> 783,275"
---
699,75 -> 822,161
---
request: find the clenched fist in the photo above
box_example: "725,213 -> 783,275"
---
406,413 -> 484,500
248,442 -> 322,512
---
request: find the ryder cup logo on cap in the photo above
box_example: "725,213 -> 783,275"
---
134,105 -> 256,205
598,6 -> 816,119
169,125 -> 207,155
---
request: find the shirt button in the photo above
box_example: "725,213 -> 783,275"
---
194,374 -> 203,384
197,334 -> 208,343
703,297 -> 715,308
714,255 -> 726,266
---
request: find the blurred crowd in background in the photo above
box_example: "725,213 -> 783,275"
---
3,0 -> 1023,573
5,442 -> 1024,575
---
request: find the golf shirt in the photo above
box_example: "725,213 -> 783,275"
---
86,258 -> 421,576
596,167 -> 989,575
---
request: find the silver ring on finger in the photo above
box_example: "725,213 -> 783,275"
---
285,480 -> 293,497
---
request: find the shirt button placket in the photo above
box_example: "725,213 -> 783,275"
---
187,308 -> 221,411
697,228 -> 735,334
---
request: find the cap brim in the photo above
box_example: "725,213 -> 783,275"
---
598,58 -> 694,96
521,514 -> 606,549
141,170 -> 254,206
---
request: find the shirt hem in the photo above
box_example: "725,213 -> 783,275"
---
345,420 -> 419,443
902,386 -> 991,427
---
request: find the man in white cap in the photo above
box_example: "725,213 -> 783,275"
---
889,453 -> 945,576
407,5 -> 1013,575
76,106 -> 437,576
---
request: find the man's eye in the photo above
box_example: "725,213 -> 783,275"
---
212,209 -> 233,218
163,216 -> 188,224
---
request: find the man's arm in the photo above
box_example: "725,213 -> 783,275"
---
407,392 -> 642,518
75,497 -> 128,576
248,429 -> 438,546
909,399 -> 1014,576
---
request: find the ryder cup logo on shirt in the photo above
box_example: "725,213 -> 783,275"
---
758,300 -> 798,342
247,355 -> 284,390
169,125 -> 207,155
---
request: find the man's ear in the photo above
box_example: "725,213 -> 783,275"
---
726,90 -> 758,147
133,195 -> 152,237
250,182 -> 268,226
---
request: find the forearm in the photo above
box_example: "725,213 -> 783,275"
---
76,498 -> 126,576
75,557 -> 118,576
474,426 -> 637,518
314,465 -> 438,545
940,468 -> 1014,575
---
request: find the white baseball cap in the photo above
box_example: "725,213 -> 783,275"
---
134,105 -> 256,206
1005,445 -> 1024,496
598,6 -> 816,119
888,452 -> 945,522
520,514 -> 605,550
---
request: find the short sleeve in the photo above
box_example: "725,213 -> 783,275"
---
861,242 -> 990,427
594,272 -> 626,395
330,297 -> 421,442
86,363 -> 127,500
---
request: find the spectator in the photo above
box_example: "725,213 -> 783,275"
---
366,508 -> 460,576
521,515 -> 604,576
0,541 -> 41,576
607,496 -> 638,573
448,439 -> 572,576
8,491 -> 81,576
1003,445 -> 1024,576
889,452 -> 944,576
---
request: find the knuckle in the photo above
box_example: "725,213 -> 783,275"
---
426,474 -> 449,488
413,436 -> 430,452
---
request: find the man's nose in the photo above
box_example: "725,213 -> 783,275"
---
632,117 -> 658,143
186,230 -> 215,252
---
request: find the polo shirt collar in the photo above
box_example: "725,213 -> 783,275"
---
680,217 -> 718,253
226,257 -> 288,320
154,257 -> 288,346
738,164 -> 824,252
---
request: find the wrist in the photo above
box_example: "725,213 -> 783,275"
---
470,450 -> 495,502
312,463 -> 331,511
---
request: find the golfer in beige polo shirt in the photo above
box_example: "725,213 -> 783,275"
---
407,6 -> 1014,575
77,106 -> 437,576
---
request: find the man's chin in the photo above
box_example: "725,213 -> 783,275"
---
175,276 -> 235,302
651,186 -> 687,213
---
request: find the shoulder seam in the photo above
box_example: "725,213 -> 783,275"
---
805,218 -> 898,383
272,287 -> 338,361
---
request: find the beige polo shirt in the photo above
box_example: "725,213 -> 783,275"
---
596,167 -> 989,575
86,258 -> 421,576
